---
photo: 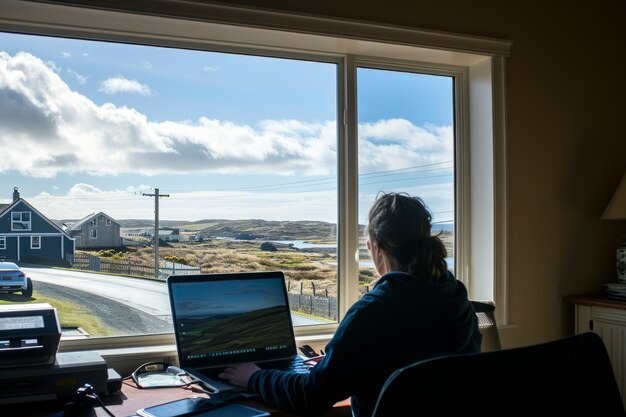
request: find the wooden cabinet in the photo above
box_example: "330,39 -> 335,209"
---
566,295 -> 626,409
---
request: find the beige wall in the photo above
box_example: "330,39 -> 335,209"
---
29,0 -> 626,348
212,0 -> 626,348
259,0 -> 626,348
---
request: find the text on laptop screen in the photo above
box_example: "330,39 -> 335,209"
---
169,274 -> 297,368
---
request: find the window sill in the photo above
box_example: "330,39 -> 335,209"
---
60,333 -> 335,377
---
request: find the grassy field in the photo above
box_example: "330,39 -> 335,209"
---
83,239 -> 349,297
82,230 -> 454,297
0,291 -> 112,336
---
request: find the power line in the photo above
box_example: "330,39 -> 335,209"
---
159,162 -> 453,194
9,161 -> 455,203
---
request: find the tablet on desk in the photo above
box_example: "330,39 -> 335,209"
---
195,404 -> 270,417
137,397 -> 269,417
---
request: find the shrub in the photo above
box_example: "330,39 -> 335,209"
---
96,249 -> 126,260
163,255 -> 192,265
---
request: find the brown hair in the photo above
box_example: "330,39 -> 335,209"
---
367,192 -> 448,281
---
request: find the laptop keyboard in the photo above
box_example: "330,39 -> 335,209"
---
198,356 -> 310,379
191,357 -> 310,393
259,356 -> 310,373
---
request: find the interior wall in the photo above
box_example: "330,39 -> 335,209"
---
201,0 -> 626,348
26,0 -> 626,348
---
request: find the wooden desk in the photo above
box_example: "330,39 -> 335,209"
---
564,294 -> 626,311
16,380 -> 351,417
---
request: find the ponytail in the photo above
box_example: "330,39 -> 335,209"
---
406,235 -> 448,281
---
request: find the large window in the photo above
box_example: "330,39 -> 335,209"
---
11,211 -> 31,230
1,31 -> 338,338
0,1 -> 509,350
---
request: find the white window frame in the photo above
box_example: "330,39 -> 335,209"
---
90,229 -> 97,239
90,219 -> 97,227
11,211 -> 32,231
30,236 -> 41,249
106,218 -> 112,226
0,0 -> 510,353
0,236 -> 5,250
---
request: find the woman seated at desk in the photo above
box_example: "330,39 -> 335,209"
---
220,192 -> 482,417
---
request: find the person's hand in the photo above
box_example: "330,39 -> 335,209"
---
218,362 -> 261,388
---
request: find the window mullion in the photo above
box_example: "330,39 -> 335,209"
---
338,55 -> 360,319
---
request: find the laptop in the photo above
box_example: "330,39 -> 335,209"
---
167,271 -> 309,393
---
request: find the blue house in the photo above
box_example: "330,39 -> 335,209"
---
0,187 -> 75,265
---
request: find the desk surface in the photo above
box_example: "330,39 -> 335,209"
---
17,379 -> 351,417
564,294 -> 626,311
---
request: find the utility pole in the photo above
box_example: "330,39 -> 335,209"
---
142,188 -> 169,278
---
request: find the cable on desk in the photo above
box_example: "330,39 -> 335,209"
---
64,384 -> 117,417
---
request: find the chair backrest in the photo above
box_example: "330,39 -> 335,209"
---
471,300 -> 502,352
371,332 -> 625,417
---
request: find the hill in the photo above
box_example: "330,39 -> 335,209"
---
196,219 -> 338,241
54,218 -> 341,241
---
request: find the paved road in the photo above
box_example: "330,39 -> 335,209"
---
22,267 -> 323,335
23,267 -> 173,335
24,267 -> 172,321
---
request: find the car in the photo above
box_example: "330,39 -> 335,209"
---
0,262 -> 33,297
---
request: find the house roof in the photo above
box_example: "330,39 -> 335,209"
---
0,198 -> 72,238
66,211 -> 120,231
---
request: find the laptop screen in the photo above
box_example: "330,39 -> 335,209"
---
167,271 -> 298,370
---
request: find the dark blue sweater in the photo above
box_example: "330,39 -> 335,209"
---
249,271 -> 482,417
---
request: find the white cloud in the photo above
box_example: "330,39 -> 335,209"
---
27,181 -> 451,223
27,185 -> 337,222
0,51 -> 452,182
67,68 -> 87,85
98,76 -> 152,95
45,60 -> 61,74
62,52 -> 71,58
203,66 -> 219,72
358,119 -> 453,175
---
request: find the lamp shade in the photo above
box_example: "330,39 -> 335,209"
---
603,172 -> 626,219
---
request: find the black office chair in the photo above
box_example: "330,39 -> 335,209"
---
471,300 -> 502,352
370,332 -> 625,416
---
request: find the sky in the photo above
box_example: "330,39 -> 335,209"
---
0,31 -> 455,225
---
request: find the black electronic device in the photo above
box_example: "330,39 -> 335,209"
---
107,367 -> 123,395
137,398 -> 269,417
0,302 -> 61,367
0,350 -> 108,405
298,344 -> 319,358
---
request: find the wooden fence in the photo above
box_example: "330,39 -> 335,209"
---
286,280 -> 338,321
288,292 -> 338,321
72,253 -> 199,280
158,260 -> 201,280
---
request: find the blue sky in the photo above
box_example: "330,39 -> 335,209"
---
0,31 -> 454,225
172,278 -> 287,317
